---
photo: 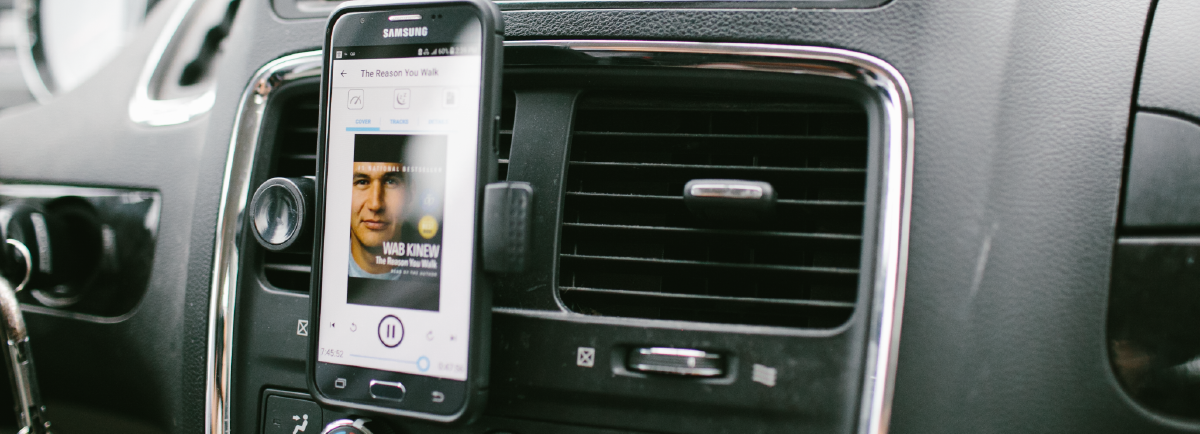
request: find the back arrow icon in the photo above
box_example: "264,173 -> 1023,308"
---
340,70 -> 346,77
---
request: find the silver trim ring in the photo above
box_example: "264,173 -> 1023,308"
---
5,240 -> 32,293
206,41 -> 913,434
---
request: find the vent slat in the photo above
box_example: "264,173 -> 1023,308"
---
560,253 -> 859,274
577,98 -> 861,113
566,162 -> 866,198
569,161 -> 865,174
560,91 -> 868,328
560,286 -> 856,309
565,192 -> 864,208
560,254 -> 859,282
561,222 -> 860,243
264,263 -> 312,273
574,131 -> 866,141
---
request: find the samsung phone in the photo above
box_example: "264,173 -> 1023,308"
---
308,0 -> 502,422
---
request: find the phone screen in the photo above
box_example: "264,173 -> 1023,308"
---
315,6 -> 483,409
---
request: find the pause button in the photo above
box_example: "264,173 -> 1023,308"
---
378,315 -> 404,348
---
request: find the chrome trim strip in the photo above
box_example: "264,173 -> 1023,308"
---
12,0 -> 52,103
1118,236 -> 1200,245
205,51 -> 322,434
129,0 -> 217,126
206,41 -> 913,434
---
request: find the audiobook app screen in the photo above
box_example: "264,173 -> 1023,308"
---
317,17 -> 481,382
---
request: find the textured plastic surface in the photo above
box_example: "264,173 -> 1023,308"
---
1123,112 -> 1200,228
482,182 -> 532,273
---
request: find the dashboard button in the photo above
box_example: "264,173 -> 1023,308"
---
368,379 -> 406,402
377,315 -> 404,347
263,395 -> 322,434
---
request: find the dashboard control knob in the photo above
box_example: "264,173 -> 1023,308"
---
249,177 -> 315,252
321,418 -> 395,434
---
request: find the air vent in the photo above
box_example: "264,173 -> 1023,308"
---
499,93 -> 515,180
558,92 -> 868,328
258,90 -> 515,292
261,90 -> 318,292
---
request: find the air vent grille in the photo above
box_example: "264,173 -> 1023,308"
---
499,92 -> 515,179
261,90 -> 319,292
259,91 -> 515,292
559,92 -> 868,328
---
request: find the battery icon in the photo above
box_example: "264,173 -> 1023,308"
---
336,51 -> 342,59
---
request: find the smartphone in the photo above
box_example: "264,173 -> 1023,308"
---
308,0 -> 502,422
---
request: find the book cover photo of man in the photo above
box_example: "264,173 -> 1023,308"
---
347,134 -> 447,312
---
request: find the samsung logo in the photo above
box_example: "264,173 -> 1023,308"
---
383,27 -> 428,38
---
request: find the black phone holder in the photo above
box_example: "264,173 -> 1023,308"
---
481,182 -> 532,273
250,179 -> 531,274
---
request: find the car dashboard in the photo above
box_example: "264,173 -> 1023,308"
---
0,0 -> 1197,433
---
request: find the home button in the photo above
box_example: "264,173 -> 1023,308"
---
368,379 -> 406,402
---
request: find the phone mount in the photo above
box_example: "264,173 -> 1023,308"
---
249,177 -> 316,253
481,181 -> 532,273
249,178 -> 532,273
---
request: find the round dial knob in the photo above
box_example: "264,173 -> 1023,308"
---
321,418 -> 395,434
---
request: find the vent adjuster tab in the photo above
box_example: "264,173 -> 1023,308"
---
683,179 -> 777,223
482,182 -> 533,273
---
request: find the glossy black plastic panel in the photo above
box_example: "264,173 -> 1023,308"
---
1123,112 -> 1200,228
1110,238 -> 1200,420
1138,0 -> 1200,121
0,185 -> 160,317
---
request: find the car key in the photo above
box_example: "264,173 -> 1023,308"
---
0,239 -> 50,434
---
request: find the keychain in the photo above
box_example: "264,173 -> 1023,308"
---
1,239 -> 50,434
